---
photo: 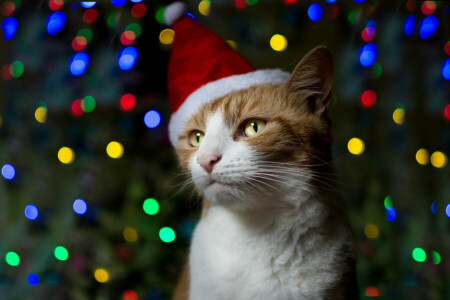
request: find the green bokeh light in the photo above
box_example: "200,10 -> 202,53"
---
155,7 -> 165,24
106,13 -> 116,29
432,251 -> 441,265
126,23 -> 142,38
10,61 -> 24,78
372,62 -> 382,79
246,0 -> 258,5
159,227 -> 175,243
82,95 -> 96,113
347,10 -> 356,25
412,247 -> 426,262
77,28 -> 93,44
54,246 -> 69,261
143,198 -> 159,215
5,252 -> 20,266
384,195 -> 392,208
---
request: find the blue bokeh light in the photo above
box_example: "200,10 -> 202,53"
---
359,43 -> 377,67
366,19 -> 375,29
354,0 -> 366,3
307,4 -> 323,22
46,12 -> 66,35
404,15 -> 415,36
446,203 -> 450,218
130,0 -> 143,2
431,202 -> 436,215
118,47 -> 138,70
419,16 -> 438,39
324,0 -> 337,4
80,2 -> 97,8
111,0 -> 126,7
24,204 -> 39,220
144,110 -> 161,129
385,207 -> 396,222
442,58 -> 450,80
69,52 -> 89,76
2,17 -> 17,41
73,199 -> 87,215
27,273 -> 39,285
1,164 -> 16,180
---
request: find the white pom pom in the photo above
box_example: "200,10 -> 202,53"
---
164,2 -> 187,26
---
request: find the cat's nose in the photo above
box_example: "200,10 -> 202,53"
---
197,153 -> 221,174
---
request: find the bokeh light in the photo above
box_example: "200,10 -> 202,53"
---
77,28 -> 93,43
430,151 -> 447,168
1,64 -> 11,80
359,43 -> 377,67
5,252 -> 20,266
364,287 -> 380,297
82,9 -> 98,23
120,93 -> 136,111
35,106 -> 47,123
54,246 -> 69,261
412,247 -> 426,262
270,34 -> 287,52
10,60 -> 24,78
123,290 -> 139,300
442,59 -> 450,80
155,7 -> 165,24
2,17 -> 17,40
361,27 -> 376,42
144,110 -> 161,128
445,104 -> 450,120
159,227 -> 175,243
415,148 -> 429,165
24,204 -> 39,220
118,47 -> 138,70
1,1 -> 15,16
73,199 -> 87,215
58,147 -> 75,164
384,195 -> 393,208
307,3 -> 323,21
432,251 -> 441,264
72,99 -> 84,116
1,164 -> 15,180
385,206 -> 396,222
72,36 -> 87,51
445,41 -> 450,55
80,2 -> 96,8
419,16 -> 438,39
372,62 -> 382,79
131,3 -> 147,18
404,15 -> 415,36
94,268 -> 109,283
235,0 -> 247,9
123,227 -> 138,243
198,0 -> 210,16
393,107 -> 405,124
46,12 -> 66,35
27,273 -> 39,285
69,52 -> 89,76
361,90 -> 376,107
106,141 -> 124,159
126,23 -> 142,38
421,1 -> 436,15
431,202 -> 436,215
111,0 -> 126,7
49,0 -> 64,11
81,95 -> 96,113
347,137 -> 365,155
159,29 -> 175,46
364,223 -> 379,239
143,198 -> 159,215
120,31 -> 136,46
447,204 -> 450,218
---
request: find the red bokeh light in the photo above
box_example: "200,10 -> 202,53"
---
48,0 -> 63,11
120,94 -> 136,111
362,27 -> 376,42
444,104 -> 450,121
285,0 -> 298,4
72,36 -> 87,51
1,65 -> 12,81
234,0 -> 247,9
120,31 -> 136,46
361,90 -> 376,108
421,1 -> 436,15
123,290 -> 138,300
83,9 -> 98,24
131,3 -> 147,18
444,41 -> 450,55
364,286 -> 380,297
329,5 -> 339,19
71,99 -> 84,116
406,0 -> 416,12
0,1 -> 15,16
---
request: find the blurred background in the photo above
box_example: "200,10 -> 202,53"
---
0,0 -> 449,299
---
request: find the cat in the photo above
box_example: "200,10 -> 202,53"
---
172,46 -> 358,300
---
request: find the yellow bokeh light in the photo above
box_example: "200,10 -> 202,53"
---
347,137 -> 365,155
364,223 -> 379,239
270,34 -> 287,52
430,151 -> 447,168
94,268 -> 109,283
415,148 -> 429,165
198,0 -> 210,16
159,29 -> 175,46
106,141 -> 124,159
58,147 -> 75,164
393,108 -> 405,124
123,227 -> 138,243
226,40 -> 237,50
35,107 -> 47,123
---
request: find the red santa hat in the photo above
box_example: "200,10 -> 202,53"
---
165,2 -> 289,147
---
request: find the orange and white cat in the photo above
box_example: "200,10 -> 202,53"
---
172,47 -> 358,300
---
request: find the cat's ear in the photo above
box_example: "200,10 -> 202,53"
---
284,46 -> 333,117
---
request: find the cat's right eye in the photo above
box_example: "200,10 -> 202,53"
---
189,130 -> 204,147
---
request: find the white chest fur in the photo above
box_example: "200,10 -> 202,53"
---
188,199 -> 351,300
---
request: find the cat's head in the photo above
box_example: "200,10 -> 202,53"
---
175,47 -> 334,211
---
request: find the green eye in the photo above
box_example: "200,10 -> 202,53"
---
189,130 -> 204,147
243,119 -> 266,137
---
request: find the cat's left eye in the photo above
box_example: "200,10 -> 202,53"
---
243,119 -> 266,137
189,130 -> 204,147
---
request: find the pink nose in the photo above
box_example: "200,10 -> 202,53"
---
197,153 -> 221,174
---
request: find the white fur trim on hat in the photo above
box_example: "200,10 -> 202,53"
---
164,2 -> 187,26
169,69 -> 290,147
